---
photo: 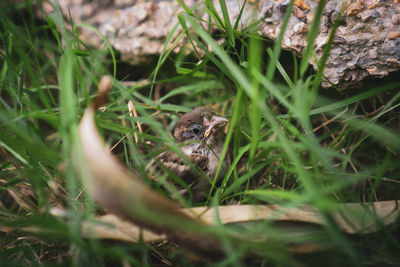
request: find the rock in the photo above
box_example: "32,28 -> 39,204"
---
392,14 -> 400,25
294,0 -> 310,11
293,6 -> 307,20
257,0 -> 400,88
358,10 -> 372,22
347,1 -> 362,16
293,22 -> 307,34
39,0 -> 400,89
389,32 -> 400,39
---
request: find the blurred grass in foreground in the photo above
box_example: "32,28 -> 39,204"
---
1,0 -> 400,266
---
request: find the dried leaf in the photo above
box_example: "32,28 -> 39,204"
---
190,201 -> 400,234
77,76 -> 400,255
78,76 -> 223,255
82,214 -> 165,243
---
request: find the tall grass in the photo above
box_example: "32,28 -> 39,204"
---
1,0 -> 400,265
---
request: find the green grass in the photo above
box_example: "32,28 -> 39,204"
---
1,0 -> 400,266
